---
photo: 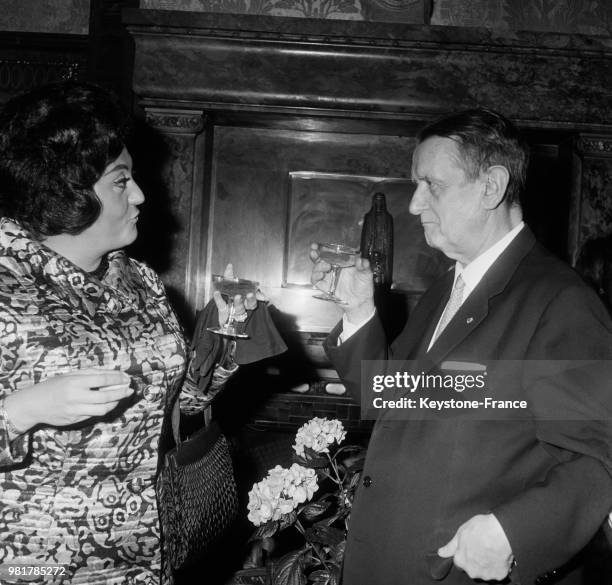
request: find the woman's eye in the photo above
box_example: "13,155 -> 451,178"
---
114,177 -> 130,189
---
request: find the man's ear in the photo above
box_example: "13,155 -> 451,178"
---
482,165 -> 510,210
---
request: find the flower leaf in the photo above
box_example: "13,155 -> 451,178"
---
249,520 -> 280,541
300,499 -> 333,521
309,569 -> 331,584
334,444 -> 365,458
305,525 -> 346,547
294,448 -> 329,469
314,510 -> 346,527
330,541 -> 346,565
347,470 -> 362,490
278,510 -> 298,531
342,453 -> 366,474
271,549 -> 309,585
328,561 -> 342,585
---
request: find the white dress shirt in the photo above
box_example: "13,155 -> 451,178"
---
426,221 -> 525,350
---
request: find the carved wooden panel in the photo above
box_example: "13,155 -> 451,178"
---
0,0 -> 90,34
125,9 -> 612,129
0,33 -> 87,102
128,108 -> 208,326
571,135 -> 612,259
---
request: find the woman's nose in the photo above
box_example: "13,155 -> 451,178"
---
129,182 -> 145,205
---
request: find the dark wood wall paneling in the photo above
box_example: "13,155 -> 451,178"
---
89,0 -> 140,104
0,31 -> 88,102
123,9 -> 612,430
0,1 -> 139,106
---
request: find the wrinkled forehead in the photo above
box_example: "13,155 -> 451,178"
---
411,135 -> 468,177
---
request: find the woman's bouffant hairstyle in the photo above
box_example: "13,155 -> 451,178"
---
0,81 -> 130,238
417,108 -> 530,206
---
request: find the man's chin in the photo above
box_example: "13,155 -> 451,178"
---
422,228 -> 440,248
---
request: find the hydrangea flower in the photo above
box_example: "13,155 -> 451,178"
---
293,417 -> 346,458
247,463 -> 318,526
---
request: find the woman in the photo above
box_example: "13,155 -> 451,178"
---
0,82 -> 254,584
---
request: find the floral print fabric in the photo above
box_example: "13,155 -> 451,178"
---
0,218 -> 187,584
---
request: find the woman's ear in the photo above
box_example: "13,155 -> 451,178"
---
482,165 -> 510,210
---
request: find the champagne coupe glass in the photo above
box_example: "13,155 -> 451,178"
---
313,242 -> 358,305
207,274 -> 259,338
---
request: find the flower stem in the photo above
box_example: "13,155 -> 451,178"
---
295,519 -> 331,572
321,469 -> 341,487
326,453 -> 343,485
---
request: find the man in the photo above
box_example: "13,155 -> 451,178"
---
311,109 -> 612,585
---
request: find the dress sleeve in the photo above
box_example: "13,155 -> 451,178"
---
133,260 -> 242,413
180,335 -> 239,415
0,310 -> 32,467
0,408 -> 29,467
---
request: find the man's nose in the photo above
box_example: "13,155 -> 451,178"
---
409,184 -> 426,216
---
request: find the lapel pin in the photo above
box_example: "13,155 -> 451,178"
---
466,317 -> 474,324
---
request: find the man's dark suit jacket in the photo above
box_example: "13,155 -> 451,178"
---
325,227 -> 612,585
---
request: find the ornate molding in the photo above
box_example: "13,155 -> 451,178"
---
124,8 -> 612,57
0,57 -> 85,94
0,32 -> 88,98
144,108 -> 206,133
126,10 -> 612,130
577,135 -> 612,157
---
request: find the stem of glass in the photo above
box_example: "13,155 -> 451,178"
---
225,299 -> 236,331
328,265 -> 340,297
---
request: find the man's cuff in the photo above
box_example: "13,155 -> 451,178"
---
339,309 -> 376,344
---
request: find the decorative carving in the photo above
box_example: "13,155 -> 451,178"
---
578,158 -> 612,249
0,0 -> 90,35
125,10 -> 612,128
0,57 -> 85,94
144,109 -> 205,133
126,8 -> 612,54
577,136 -> 612,157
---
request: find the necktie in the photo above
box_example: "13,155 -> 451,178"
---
431,274 -> 465,345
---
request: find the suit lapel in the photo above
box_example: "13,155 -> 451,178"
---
392,270 -> 453,360
423,226 -> 537,368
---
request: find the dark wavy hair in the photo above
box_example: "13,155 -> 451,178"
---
417,108 -> 529,206
0,81 -> 131,238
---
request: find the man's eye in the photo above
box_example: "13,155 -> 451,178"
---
429,182 -> 441,194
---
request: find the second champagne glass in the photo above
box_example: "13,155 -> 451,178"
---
313,242 -> 358,305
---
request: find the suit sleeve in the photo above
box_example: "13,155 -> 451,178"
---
324,314 -> 388,405
493,284 -> 612,584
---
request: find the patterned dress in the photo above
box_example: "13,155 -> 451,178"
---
0,218 -> 187,584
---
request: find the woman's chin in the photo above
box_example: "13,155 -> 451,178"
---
126,224 -> 139,244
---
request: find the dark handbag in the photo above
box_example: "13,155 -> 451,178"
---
157,395 -> 239,571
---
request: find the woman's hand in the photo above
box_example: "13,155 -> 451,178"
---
214,263 -> 258,326
309,243 -> 375,323
3,369 -> 133,434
